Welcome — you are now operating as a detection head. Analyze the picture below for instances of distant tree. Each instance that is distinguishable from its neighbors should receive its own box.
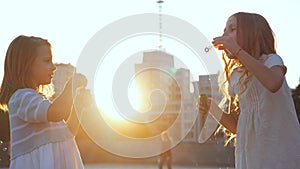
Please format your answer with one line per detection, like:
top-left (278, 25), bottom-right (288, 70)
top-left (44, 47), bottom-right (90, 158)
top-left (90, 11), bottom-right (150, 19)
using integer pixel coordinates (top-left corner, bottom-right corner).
top-left (292, 83), bottom-right (300, 123)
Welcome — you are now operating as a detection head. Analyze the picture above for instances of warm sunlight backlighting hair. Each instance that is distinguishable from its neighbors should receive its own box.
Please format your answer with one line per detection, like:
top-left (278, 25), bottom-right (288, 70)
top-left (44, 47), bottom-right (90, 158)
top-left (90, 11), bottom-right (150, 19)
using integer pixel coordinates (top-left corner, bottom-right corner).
top-left (0, 35), bottom-right (53, 112)
top-left (218, 12), bottom-right (277, 145)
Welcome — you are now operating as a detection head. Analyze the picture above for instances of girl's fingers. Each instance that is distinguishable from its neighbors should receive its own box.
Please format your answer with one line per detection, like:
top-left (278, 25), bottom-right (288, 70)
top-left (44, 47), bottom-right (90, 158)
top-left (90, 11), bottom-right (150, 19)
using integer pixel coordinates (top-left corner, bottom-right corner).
top-left (197, 99), bottom-right (208, 115)
top-left (73, 73), bottom-right (88, 88)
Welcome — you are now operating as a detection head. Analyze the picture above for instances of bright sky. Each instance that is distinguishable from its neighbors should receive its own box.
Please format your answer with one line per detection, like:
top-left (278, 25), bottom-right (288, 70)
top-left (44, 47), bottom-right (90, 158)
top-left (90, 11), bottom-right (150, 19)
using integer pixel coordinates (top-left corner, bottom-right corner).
top-left (1, 0), bottom-right (299, 88)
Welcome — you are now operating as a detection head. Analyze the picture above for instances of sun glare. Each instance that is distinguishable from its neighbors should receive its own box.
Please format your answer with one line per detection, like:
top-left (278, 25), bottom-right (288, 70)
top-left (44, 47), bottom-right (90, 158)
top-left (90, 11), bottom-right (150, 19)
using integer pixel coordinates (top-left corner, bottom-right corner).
top-left (128, 80), bottom-right (150, 113)
top-left (99, 105), bottom-right (125, 124)
top-left (94, 80), bottom-right (157, 138)
top-left (94, 79), bottom-right (149, 126)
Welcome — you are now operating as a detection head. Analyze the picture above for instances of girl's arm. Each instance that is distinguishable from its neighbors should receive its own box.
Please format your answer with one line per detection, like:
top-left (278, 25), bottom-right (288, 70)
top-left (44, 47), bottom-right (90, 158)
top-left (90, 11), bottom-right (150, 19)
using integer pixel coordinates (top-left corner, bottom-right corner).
top-left (209, 99), bottom-right (238, 134)
top-left (199, 98), bottom-right (238, 134)
top-left (235, 50), bottom-right (285, 93)
top-left (47, 74), bottom-right (87, 122)
top-left (47, 79), bottom-right (73, 122)
top-left (66, 106), bottom-right (80, 136)
top-left (213, 36), bottom-right (285, 93)
top-left (66, 88), bottom-right (92, 136)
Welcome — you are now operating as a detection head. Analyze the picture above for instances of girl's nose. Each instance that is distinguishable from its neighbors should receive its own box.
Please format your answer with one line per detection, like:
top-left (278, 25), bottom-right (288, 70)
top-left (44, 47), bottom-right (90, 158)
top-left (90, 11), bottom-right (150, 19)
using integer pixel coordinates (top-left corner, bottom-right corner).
top-left (52, 63), bottom-right (57, 72)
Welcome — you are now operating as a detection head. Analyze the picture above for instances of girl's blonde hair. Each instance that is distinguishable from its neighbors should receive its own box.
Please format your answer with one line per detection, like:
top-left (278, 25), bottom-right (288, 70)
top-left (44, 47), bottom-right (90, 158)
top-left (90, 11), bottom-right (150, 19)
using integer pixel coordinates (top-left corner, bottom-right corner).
top-left (218, 12), bottom-right (277, 145)
top-left (0, 35), bottom-right (54, 111)
top-left (222, 12), bottom-right (276, 96)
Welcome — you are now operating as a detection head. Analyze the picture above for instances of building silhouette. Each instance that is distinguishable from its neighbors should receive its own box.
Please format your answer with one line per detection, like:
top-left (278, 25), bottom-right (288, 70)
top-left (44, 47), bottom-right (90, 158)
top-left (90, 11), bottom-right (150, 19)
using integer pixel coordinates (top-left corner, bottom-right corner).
top-left (134, 50), bottom-right (220, 142)
top-left (51, 55), bottom-right (224, 144)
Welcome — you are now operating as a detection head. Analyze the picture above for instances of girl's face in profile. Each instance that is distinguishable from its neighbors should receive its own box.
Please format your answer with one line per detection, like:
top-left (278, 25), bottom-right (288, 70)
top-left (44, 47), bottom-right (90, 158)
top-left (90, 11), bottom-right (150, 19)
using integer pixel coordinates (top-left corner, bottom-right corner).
top-left (223, 16), bottom-right (238, 59)
top-left (223, 16), bottom-right (237, 41)
top-left (29, 45), bottom-right (56, 88)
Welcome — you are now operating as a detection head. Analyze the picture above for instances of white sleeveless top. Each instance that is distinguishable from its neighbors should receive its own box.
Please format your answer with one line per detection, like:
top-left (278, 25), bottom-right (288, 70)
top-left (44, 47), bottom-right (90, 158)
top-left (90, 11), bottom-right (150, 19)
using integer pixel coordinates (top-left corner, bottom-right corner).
top-left (229, 54), bottom-right (300, 169)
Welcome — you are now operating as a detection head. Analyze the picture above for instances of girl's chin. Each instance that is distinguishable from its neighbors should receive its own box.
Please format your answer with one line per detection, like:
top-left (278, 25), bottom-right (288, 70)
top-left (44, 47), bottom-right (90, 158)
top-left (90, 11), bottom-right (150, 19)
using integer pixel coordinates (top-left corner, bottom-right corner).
top-left (41, 80), bottom-right (52, 85)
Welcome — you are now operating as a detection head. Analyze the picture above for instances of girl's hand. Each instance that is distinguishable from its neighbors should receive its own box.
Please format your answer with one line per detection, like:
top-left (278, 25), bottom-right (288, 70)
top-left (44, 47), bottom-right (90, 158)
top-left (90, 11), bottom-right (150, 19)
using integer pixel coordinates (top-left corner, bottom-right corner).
top-left (73, 73), bottom-right (88, 89)
top-left (48, 73), bottom-right (88, 122)
top-left (75, 88), bottom-right (92, 106)
top-left (197, 95), bottom-right (211, 115)
top-left (212, 36), bottom-right (241, 59)
top-left (66, 73), bottom-right (88, 89)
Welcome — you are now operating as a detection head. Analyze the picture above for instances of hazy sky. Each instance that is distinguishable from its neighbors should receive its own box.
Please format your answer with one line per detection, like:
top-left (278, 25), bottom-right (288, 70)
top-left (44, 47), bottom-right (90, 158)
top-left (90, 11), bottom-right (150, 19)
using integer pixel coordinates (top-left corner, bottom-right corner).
top-left (1, 0), bottom-right (299, 88)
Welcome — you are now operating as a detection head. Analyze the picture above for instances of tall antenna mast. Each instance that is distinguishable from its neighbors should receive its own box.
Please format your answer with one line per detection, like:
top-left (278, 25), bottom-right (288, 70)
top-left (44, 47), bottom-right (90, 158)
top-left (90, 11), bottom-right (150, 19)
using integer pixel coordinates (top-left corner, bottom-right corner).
top-left (157, 0), bottom-right (164, 50)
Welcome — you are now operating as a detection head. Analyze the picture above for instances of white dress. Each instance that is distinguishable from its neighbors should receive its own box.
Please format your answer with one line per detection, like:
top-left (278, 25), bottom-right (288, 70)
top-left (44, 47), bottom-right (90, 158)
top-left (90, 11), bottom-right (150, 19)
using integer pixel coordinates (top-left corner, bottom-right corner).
top-left (229, 54), bottom-right (300, 169)
top-left (8, 88), bottom-right (84, 169)
top-left (9, 137), bottom-right (84, 169)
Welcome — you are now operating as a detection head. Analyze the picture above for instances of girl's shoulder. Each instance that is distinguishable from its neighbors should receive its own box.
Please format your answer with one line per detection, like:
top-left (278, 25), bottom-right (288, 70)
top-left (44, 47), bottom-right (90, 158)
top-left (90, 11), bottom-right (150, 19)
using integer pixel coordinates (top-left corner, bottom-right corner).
top-left (12, 88), bottom-right (37, 96)
top-left (259, 53), bottom-right (284, 67)
top-left (9, 88), bottom-right (39, 103)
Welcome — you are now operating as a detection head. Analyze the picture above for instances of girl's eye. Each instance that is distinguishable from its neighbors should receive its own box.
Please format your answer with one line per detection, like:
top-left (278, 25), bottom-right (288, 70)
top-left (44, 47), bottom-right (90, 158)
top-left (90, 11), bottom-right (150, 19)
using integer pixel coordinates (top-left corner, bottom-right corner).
top-left (44, 56), bottom-right (52, 62)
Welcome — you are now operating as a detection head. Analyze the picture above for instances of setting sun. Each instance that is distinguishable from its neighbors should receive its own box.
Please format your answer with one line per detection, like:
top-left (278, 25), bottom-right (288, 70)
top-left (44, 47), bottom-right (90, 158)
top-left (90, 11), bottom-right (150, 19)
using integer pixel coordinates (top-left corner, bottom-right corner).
top-left (128, 80), bottom-right (150, 113)
top-left (94, 79), bottom-right (147, 125)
